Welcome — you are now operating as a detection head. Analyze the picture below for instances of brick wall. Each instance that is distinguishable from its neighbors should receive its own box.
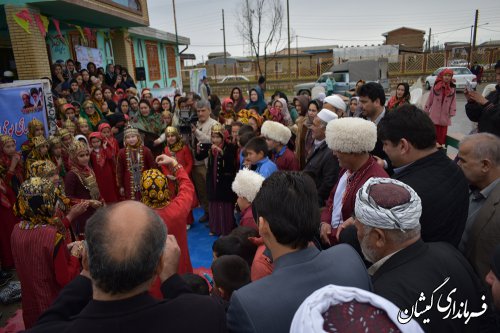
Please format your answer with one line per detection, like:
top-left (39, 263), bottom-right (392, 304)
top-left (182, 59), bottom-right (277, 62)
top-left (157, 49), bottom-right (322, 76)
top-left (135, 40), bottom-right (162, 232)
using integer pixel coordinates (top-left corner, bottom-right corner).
top-left (386, 29), bottom-right (425, 52)
top-left (5, 4), bottom-right (51, 80)
top-left (112, 30), bottom-right (135, 77)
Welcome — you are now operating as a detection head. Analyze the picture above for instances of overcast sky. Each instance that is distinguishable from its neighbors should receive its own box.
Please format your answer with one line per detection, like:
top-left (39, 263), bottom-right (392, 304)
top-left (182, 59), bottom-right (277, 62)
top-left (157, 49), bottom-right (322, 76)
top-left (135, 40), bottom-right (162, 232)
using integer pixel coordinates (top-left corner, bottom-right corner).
top-left (147, 0), bottom-right (500, 64)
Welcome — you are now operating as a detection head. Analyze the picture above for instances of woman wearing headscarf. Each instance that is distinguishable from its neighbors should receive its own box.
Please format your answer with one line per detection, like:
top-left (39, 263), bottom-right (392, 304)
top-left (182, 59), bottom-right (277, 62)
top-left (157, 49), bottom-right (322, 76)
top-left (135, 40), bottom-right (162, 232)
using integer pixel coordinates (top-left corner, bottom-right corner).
top-left (25, 136), bottom-right (51, 177)
top-left (11, 177), bottom-right (87, 329)
top-left (141, 160), bottom-right (193, 275)
top-left (295, 99), bottom-right (320, 169)
top-left (220, 98), bottom-right (237, 125)
top-left (0, 135), bottom-right (23, 269)
top-left (424, 68), bottom-right (456, 145)
top-left (263, 98), bottom-right (293, 127)
top-left (91, 88), bottom-right (106, 115)
top-left (210, 94), bottom-right (222, 120)
top-left (132, 99), bottom-right (166, 157)
top-left (387, 82), bottom-right (411, 112)
top-left (80, 100), bottom-right (105, 132)
top-left (230, 87), bottom-right (247, 113)
top-left (246, 88), bottom-right (267, 115)
top-left (64, 141), bottom-right (103, 238)
top-left (195, 123), bottom-right (238, 236)
top-left (21, 118), bottom-right (45, 160)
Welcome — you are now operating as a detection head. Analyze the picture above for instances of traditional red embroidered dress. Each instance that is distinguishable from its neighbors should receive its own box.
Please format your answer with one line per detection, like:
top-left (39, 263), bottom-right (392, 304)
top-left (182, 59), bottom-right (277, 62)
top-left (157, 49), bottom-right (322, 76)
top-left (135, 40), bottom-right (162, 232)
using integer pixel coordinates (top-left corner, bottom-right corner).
top-left (116, 146), bottom-right (155, 200)
top-left (90, 147), bottom-right (119, 203)
top-left (11, 224), bottom-right (80, 328)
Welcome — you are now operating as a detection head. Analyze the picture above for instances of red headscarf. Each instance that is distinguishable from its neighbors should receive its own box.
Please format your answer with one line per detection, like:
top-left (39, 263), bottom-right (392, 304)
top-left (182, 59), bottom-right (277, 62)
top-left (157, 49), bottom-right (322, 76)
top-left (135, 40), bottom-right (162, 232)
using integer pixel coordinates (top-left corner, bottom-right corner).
top-left (433, 68), bottom-right (455, 96)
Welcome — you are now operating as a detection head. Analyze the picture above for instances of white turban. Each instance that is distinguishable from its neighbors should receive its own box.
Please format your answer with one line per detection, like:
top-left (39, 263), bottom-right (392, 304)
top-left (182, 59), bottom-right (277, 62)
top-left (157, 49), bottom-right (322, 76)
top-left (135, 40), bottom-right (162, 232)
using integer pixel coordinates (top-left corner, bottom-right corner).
top-left (354, 177), bottom-right (421, 231)
top-left (290, 284), bottom-right (424, 333)
top-left (324, 95), bottom-right (347, 112)
top-left (316, 109), bottom-right (338, 123)
top-left (261, 120), bottom-right (292, 145)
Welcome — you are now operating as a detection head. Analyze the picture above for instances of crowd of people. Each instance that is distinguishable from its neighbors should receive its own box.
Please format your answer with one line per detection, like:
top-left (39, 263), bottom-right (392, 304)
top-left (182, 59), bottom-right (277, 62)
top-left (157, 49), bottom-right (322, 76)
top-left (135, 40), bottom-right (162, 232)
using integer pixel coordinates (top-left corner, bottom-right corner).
top-left (0, 58), bottom-right (499, 332)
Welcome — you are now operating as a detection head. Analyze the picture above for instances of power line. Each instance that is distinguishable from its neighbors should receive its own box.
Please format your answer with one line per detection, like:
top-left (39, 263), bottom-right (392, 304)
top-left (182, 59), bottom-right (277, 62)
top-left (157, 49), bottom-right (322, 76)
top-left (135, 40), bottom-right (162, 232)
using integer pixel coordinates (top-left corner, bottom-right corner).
top-left (296, 35), bottom-right (382, 42)
top-left (478, 27), bottom-right (500, 33)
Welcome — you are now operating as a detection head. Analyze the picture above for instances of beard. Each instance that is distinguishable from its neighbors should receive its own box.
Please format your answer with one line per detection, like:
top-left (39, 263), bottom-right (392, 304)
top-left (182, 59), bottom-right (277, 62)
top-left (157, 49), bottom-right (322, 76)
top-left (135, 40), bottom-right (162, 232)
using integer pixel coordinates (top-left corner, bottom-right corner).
top-left (360, 234), bottom-right (381, 264)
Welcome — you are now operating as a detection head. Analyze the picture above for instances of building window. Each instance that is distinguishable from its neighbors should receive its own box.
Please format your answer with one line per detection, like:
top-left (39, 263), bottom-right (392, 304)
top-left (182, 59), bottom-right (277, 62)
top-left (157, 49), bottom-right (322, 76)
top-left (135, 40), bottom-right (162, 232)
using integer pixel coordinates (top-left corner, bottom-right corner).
top-left (145, 41), bottom-right (161, 81)
top-left (166, 45), bottom-right (177, 78)
top-left (105, 0), bottom-right (141, 11)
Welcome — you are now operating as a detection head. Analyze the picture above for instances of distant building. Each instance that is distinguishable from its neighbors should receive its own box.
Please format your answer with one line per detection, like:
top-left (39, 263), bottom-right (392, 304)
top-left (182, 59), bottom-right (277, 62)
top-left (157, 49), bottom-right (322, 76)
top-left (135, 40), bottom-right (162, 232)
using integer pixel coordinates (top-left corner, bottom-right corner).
top-left (382, 27), bottom-right (426, 52)
top-left (0, 0), bottom-right (189, 89)
top-left (208, 52), bottom-right (231, 60)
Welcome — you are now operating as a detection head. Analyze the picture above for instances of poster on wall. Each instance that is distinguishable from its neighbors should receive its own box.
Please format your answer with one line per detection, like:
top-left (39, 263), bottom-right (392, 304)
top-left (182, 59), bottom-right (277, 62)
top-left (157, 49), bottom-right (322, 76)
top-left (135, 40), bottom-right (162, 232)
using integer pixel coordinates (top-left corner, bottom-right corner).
top-left (75, 45), bottom-right (104, 69)
top-left (151, 87), bottom-right (177, 104)
top-left (0, 80), bottom-right (56, 150)
top-left (189, 68), bottom-right (206, 95)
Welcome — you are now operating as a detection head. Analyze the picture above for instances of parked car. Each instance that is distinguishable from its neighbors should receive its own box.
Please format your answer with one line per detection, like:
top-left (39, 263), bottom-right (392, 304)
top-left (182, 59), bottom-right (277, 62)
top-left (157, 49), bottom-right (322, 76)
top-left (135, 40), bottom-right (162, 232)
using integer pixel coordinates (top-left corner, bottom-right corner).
top-left (218, 75), bottom-right (250, 84)
top-left (294, 59), bottom-right (389, 96)
top-left (425, 67), bottom-right (477, 90)
top-left (448, 59), bottom-right (469, 67)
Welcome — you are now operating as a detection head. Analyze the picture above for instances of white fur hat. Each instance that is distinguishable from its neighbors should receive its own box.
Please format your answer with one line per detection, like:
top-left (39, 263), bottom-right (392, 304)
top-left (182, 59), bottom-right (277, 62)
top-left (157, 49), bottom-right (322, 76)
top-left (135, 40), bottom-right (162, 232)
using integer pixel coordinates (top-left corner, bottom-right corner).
top-left (232, 169), bottom-right (265, 202)
top-left (261, 120), bottom-right (292, 145)
top-left (324, 95), bottom-right (347, 112)
top-left (325, 118), bottom-right (377, 153)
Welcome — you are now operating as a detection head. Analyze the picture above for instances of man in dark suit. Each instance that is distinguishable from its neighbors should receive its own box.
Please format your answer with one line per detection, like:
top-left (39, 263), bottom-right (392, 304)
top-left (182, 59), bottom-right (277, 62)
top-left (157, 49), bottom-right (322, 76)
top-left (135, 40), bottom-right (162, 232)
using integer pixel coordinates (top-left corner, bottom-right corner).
top-left (28, 156), bottom-right (226, 333)
top-left (354, 177), bottom-right (491, 332)
top-left (227, 172), bottom-right (372, 333)
top-left (458, 133), bottom-right (500, 281)
top-left (303, 109), bottom-right (339, 207)
top-left (378, 104), bottom-right (469, 247)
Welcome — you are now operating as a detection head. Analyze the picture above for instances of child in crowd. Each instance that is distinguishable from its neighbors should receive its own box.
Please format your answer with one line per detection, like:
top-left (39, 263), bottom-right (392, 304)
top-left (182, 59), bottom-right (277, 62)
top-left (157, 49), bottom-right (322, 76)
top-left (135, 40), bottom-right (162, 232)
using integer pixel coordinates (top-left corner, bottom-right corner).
top-left (89, 132), bottom-right (119, 203)
top-left (116, 126), bottom-right (155, 200)
top-left (195, 123), bottom-right (238, 236)
top-left (261, 120), bottom-right (299, 171)
top-left (77, 117), bottom-right (91, 138)
top-left (63, 118), bottom-right (77, 136)
top-left (21, 118), bottom-right (45, 160)
top-left (98, 123), bottom-right (120, 157)
top-left (58, 128), bottom-right (74, 171)
top-left (211, 255), bottom-right (251, 310)
top-left (231, 169), bottom-right (265, 230)
top-left (243, 137), bottom-right (277, 178)
top-left (25, 136), bottom-right (51, 175)
top-left (48, 135), bottom-right (66, 178)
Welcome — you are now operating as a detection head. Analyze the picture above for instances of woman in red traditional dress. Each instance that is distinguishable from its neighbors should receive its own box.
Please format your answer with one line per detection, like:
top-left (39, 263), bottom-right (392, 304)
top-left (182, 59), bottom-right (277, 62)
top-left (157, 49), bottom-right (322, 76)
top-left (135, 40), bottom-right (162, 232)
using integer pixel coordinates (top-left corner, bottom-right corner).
top-left (142, 156), bottom-right (193, 299)
top-left (0, 134), bottom-right (23, 269)
top-left (64, 141), bottom-right (103, 238)
top-left (162, 126), bottom-right (196, 227)
top-left (88, 132), bottom-right (119, 203)
top-left (58, 128), bottom-right (74, 172)
top-left (25, 136), bottom-right (51, 178)
top-left (11, 177), bottom-right (87, 329)
top-left (117, 126), bottom-right (155, 200)
top-left (48, 135), bottom-right (66, 178)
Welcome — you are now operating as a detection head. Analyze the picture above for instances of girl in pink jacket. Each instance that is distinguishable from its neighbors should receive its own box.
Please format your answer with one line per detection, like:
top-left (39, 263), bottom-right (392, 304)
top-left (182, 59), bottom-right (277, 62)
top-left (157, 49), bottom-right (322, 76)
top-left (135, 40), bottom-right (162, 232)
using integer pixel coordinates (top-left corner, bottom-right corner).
top-left (425, 68), bottom-right (456, 145)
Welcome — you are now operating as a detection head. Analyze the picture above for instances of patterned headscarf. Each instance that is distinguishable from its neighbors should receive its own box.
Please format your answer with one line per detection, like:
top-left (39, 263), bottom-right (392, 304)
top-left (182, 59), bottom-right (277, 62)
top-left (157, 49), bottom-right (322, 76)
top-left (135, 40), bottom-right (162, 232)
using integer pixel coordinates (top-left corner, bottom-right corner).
top-left (14, 177), bottom-right (59, 227)
top-left (28, 160), bottom-right (58, 178)
top-left (433, 68), bottom-right (455, 96)
top-left (141, 168), bottom-right (170, 209)
top-left (0, 135), bottom-right (24, 188)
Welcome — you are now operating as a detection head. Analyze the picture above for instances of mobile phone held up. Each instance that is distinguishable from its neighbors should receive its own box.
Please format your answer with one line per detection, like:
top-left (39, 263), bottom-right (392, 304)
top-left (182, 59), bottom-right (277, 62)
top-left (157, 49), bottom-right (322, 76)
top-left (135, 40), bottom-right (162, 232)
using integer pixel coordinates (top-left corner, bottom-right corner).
top-left (465, 79), bottom-right (473, 92)
top-left (199, 143), bottom-right (211, 151)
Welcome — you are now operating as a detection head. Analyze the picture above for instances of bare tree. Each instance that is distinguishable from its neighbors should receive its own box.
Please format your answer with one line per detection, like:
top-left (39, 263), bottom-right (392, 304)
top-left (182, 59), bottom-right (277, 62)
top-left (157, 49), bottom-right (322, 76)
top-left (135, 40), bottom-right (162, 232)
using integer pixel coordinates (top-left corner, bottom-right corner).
top-left (236, 0), bottom-right (285, 77)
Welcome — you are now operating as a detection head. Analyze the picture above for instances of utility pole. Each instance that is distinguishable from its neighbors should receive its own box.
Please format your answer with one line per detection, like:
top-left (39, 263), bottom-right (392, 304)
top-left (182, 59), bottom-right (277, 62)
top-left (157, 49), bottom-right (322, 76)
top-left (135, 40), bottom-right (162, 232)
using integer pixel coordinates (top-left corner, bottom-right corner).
top-left (469, 9), bottom-right (479, 66)
top-left (296, 35), bottom-right (299, 78)
top-left (222, 9), bottom-right (227, 76)
top-left (172, 0), bottom-right (179, 56)
top-left (286, 0), bottom-right (291, 82)
top-left (427, 27), bottom-right (431, 52)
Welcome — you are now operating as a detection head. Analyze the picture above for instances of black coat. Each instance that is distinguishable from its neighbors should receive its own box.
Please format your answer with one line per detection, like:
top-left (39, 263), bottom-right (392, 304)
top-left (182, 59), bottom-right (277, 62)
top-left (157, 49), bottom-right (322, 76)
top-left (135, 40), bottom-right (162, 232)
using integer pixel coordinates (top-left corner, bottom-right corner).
top-left (373, 240), bottom-right (493, 332)
top-left (196, 143), bottom-right (237, 202)
top-left (392, 149), bottom-right (468, 247)
top-left (28, 275), bottom-right (227, 333)
top-left (303, 141), bottom-right (339, 207)
top-left (465, 85), bottom-right (500, 136)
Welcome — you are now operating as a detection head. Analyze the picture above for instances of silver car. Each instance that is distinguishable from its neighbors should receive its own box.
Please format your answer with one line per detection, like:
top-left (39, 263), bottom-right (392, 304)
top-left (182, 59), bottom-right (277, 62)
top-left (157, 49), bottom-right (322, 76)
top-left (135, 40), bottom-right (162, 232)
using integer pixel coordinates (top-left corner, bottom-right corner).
top-left (425, 67), bottom-right (477, 91)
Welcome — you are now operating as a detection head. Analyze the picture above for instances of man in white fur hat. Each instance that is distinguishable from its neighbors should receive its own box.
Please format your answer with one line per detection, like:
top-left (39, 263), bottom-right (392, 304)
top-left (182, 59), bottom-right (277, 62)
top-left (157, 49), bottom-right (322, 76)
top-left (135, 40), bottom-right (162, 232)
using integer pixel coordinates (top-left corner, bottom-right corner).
top-left (354, 177), bottom-right (490, 332)
top-left (260, 120), bottom-right (299, 171)
top-left (319, 118), bottom-right (388, 247)
top-left (303, 109), bottom-right (340, 207)
top-left (232, 169), bottom-right (265, 230)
